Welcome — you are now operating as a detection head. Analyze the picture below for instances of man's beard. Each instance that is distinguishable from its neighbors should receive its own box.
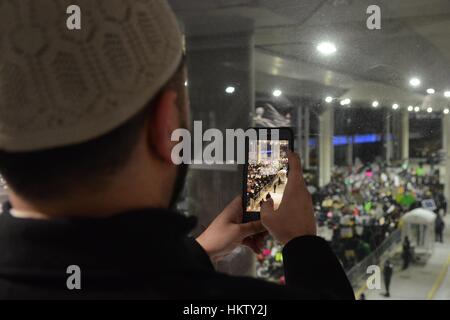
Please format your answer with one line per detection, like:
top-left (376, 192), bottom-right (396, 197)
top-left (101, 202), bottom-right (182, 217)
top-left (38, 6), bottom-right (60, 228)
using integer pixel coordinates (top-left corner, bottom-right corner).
top-left (169, 163), bottom-right (189, 210)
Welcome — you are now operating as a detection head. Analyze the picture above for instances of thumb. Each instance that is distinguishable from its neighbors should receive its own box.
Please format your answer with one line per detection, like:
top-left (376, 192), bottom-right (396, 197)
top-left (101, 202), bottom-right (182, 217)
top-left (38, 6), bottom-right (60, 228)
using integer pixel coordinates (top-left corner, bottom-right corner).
top-left (260, 198), bottom-right (275, 221)
top-left (240, 220), bottom-right (265, 238)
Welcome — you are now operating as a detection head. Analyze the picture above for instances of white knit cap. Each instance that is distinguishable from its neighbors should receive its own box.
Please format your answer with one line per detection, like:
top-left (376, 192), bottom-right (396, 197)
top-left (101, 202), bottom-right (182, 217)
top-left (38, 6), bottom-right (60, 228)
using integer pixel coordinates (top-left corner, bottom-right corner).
top-left (0, 0), bottom-right (183, 152)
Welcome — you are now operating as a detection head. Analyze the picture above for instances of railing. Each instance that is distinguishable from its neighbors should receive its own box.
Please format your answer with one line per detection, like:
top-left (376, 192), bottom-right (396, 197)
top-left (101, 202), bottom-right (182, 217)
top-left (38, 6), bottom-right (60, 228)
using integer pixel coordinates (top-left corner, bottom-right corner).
top-left (346, 229), bottom-right (402, 287)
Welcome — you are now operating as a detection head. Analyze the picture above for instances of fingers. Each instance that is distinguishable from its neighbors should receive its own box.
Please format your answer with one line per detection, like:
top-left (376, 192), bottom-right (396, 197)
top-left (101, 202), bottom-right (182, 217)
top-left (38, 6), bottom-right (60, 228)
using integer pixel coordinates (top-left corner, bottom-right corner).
top-left (261, 197), bottom-right (274, 212)
top-left (243, 233), bottom-right (267, 254)
top-left (240, 219), bottom-right (265, 238)
top-left (227, 196), bottom-right (242, 211)
top-left (242, 238), bottom-right (261, 254)
top-left (284, 152), bottom-right (306, 195)
top-left (221, 196), bottom-right (243, 222)
top-left (260, 198), bottom-right (275, 223)
top-left (287, 151), bottom-right (303, 180)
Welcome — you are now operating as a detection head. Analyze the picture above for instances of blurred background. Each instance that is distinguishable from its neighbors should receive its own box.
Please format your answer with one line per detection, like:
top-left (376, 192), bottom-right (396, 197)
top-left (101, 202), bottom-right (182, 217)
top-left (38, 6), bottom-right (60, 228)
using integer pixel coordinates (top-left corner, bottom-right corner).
top-left (163, 0), bottom-right (450, 300)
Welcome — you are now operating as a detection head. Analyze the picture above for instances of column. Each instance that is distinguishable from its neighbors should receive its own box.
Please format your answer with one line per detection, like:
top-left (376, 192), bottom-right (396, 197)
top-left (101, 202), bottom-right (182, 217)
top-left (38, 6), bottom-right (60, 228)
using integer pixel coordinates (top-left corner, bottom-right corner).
top-left (347, 136), bottom-right (353, 167)
top-left (296, 105), bottom-right (304, 160)
top-left (303, 107), bottom-right (311, 169)
top-left (185, 18), bottom-right (256, 276)
top-left (443, 116), bottom-right (448, 153)
top-left (401, 109), bottom-right (410, 161)
top-left (391, 110), bottom-right (402, 161)
top-left (319, 107), bottom-right (334, 187)
top-left (385, 111), bottom-right (393, 165)
top-left (444, 114), bottom-right (450, 214)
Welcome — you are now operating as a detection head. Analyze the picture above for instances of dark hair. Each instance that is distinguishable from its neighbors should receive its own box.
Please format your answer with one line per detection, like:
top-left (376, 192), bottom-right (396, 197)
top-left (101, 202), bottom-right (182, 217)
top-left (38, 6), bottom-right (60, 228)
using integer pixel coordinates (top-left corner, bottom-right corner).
top-left (0, 60), bottom-right (186, 201)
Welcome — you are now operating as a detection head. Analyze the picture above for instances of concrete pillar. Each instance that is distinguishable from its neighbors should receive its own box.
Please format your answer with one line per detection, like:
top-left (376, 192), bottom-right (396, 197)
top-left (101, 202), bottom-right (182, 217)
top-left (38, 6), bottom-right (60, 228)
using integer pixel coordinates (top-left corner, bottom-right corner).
top-left (304, 107), bottom-right (310, 170)
top-left (319, 107), bottom-right (334, 187)
top-left (185, 20), bottom-right (255, 276)
top-left (296, 106), bottom-right (304, 161)
top-left (331, 110), bottom-right (335, 168)
top-left (401, 109), bottom-right (410, 161)
top-left (391, 110), bottom-right (402, 161)
top-left (385, 111), bottom-right (393, 165)
top-left (444, 114), bottom-right (450, 214)
top-left (443, 116), bottom-right (448, 153)
top-left (347, 136), bottom-right (353, 167)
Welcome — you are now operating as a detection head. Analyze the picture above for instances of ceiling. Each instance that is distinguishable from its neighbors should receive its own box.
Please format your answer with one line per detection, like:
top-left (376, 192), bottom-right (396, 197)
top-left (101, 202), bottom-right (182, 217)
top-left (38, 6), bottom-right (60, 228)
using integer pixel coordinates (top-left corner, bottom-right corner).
top-left (169, 0), bottom-right (450, 111)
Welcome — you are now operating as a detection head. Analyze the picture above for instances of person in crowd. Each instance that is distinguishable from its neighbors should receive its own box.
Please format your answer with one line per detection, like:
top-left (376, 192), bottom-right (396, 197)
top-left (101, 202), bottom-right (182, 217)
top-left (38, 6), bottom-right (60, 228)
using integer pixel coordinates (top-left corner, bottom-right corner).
top-left (435, 214), bottom-right (445, 243)
top-left (402, 237), bottom-right (412, 270)
top-left (383, 259), bottom-right (394, 298)
top-left (436, 190), bottom-right (447, 217)
top-left (0, 0), bottom-right (353, 300)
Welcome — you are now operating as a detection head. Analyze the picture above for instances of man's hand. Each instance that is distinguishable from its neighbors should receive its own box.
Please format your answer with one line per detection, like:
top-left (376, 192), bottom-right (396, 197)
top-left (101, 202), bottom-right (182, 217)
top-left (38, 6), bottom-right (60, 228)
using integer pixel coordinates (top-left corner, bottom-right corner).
top-left (261, 152), bottom-right (316, 245)
top-left (196, 197), bottom-right (266, 262)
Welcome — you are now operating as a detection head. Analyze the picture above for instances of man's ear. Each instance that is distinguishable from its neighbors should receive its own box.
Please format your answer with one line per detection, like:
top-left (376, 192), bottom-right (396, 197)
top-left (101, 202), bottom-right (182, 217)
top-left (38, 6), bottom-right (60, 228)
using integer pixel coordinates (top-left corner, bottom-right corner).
top-left (147, 89), bottom-right (181, 164)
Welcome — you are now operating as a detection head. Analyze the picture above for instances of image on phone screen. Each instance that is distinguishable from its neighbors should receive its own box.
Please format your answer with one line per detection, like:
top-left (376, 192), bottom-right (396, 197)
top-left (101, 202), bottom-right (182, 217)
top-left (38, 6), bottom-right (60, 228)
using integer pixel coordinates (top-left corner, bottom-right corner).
top-left (245, 139), bottom-right (290, 213)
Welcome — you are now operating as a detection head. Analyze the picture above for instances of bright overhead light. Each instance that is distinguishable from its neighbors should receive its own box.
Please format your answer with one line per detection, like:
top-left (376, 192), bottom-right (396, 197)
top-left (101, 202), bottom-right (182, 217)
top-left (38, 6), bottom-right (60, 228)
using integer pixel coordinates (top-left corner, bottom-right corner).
top-left (392, 104), bottom-right (399, 110)
top-left (414, 106), bottom-right (420, 112)
top-left (407, 105), bottom-right (414, 112)
top-left (317, 42), bottom-right (337, 55)
top-left (444, 91), bottom-right (450, 98)
top-left (225, 86), bottom-right (236, 94)
top-left (184, 81), bottom-right (188, 87)
top-left (427, 107), bottom-right (433, 113)
top-left (409, 78), bottom-right (421, 87)
top-left (426, 88), bottom-right (435, 95)
top-left (444, 108), bottom-right (450, 115)
top-left (340, 98), bottom-right (351, 106)
top-left (272, 89), bottom-right (282, 97)
top-left (372, 101), bottom-right (379, 108)
top-left (325, 96), bottom-right (333, 103)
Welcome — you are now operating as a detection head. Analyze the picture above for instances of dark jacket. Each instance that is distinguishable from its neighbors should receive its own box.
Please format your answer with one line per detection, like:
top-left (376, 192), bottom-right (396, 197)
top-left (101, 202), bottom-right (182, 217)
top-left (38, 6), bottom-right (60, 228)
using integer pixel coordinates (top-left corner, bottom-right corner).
top-left (0, 208), bottom-right (354, 300)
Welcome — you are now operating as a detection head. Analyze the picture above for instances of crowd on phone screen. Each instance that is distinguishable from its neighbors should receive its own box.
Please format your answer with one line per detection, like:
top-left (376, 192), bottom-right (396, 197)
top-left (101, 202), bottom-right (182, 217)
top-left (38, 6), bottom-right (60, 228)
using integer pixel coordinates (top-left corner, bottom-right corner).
top-left (246, 159), bottom-right (288, 210)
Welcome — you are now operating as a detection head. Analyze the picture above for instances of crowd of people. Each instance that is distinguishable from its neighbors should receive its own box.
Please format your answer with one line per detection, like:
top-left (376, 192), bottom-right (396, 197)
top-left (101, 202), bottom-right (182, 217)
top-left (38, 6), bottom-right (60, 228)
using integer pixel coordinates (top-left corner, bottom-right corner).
top-left (246, 163), bottom-right (279, 211)
top-left (246, 155), bottom-right (288, 212)
top-left (256, 160), bottom-right (447, 283)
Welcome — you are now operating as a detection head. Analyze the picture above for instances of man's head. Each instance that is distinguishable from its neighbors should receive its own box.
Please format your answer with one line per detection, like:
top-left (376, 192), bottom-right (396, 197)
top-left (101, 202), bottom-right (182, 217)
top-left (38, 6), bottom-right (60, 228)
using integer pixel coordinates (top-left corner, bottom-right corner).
top-left (0, 0), bottom-right (189, 216)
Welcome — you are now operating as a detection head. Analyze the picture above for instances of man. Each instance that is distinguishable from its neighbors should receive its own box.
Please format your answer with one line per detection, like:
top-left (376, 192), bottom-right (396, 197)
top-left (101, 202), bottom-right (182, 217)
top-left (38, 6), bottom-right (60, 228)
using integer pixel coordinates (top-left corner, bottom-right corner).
top-left (435, 214), bottom-right (445, 243)
top-left (383, 260), bottom-right (394, 298)
top-left (0, 0), bottom-right (353, 299)
top-left (402, 237), bottom-right (412, 270)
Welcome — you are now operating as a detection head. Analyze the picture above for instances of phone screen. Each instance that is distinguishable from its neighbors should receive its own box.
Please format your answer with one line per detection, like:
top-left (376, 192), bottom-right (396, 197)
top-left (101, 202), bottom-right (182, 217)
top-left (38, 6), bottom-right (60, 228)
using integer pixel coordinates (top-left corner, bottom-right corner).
top-left (245, 139), bottom-right (290, 213)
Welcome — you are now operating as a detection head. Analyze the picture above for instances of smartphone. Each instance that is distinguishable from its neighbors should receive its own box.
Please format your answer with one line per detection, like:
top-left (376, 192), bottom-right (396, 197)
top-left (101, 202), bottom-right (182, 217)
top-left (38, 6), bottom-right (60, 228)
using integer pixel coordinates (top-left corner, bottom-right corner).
top-left (243, 127), bottom-right (294, 222)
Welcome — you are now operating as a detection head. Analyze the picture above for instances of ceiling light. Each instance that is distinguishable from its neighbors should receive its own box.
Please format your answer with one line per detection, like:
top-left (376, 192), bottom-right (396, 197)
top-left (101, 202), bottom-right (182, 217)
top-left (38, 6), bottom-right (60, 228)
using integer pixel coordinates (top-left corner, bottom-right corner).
top-left (409, 78), bottom-right (421, 87)
top-left (184, 81), bottom-right (188, 87)
top-left (225, 86), bottom-right (235, 94)
top-left (445, 91), bottom-right (450, 98)
top-left (426, 88), bottom-right (435, 95)
top-left (392, 104), bottom-right (399, 110)
top-left (325, 96), bottom-right (333, 103)
top-left (427, 107), bottom-right (433, 113)
top-left (372, 101), bottom-right (379, 108)
top-left (414, 106), bottom-right (420, 112)
top-left (444, 108), bottom-right (449, 115)
top-left (317, 42), bottom-right (337, 55)
top-left (340, 98), bottom-right (351, 106)
top-left (407, 105), bottom-right (414, 112)
top-left (272, 89), bottom-right (282, 97)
